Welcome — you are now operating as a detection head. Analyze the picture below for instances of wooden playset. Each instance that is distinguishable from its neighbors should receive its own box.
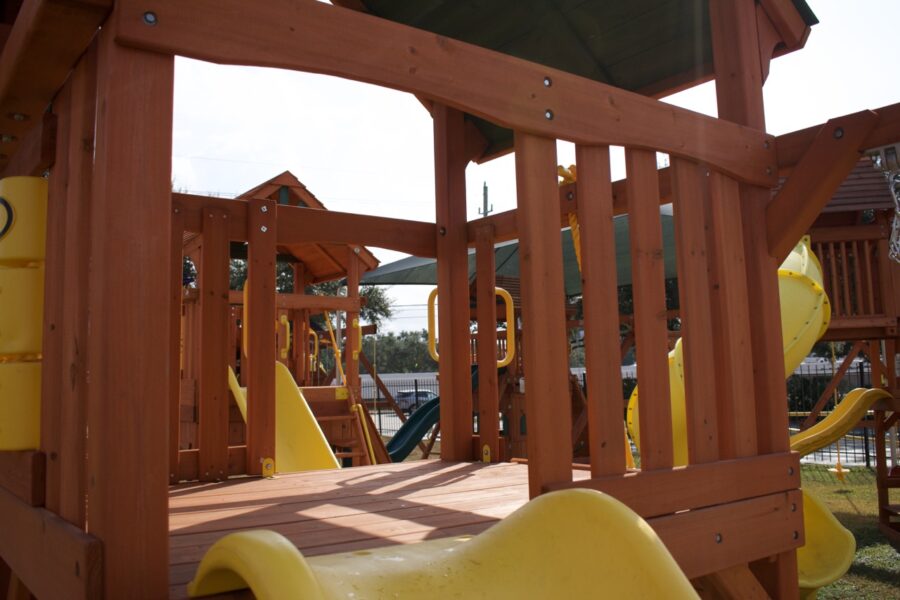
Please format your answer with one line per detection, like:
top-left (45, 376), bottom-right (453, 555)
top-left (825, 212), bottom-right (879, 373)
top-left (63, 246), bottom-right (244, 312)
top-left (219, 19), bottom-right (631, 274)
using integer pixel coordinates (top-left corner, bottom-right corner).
top-left (1, 0), bottom-right (899, 598)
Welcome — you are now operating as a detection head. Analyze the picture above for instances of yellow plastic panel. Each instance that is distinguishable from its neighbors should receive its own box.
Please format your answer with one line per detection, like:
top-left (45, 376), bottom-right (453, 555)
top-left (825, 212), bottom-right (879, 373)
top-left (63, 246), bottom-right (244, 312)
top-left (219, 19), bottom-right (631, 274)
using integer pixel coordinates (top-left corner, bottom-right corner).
top-left (0, 266), bottom-right (44, 356)
top-left (797, 490), bottom-right (855, 592)
top-left (226, 366), bottom-right (247, 422)
top-left (790, 388), bottom-right (890, 457)
top-left (0, 361), bottom-right (41, 450)
top-left (274, 361), bottom-right (340, 473)
top-left (0, 177), bottom-right (48, 266)
top-left (188, 489), bottom-right (697, 600)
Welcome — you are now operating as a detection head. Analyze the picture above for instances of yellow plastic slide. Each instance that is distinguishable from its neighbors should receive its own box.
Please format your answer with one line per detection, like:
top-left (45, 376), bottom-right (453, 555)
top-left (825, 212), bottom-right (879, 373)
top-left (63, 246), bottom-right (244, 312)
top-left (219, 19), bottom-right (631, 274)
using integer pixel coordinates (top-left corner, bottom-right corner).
top-left (227, 363), bottom-right (340, 473)
top-left (789, 388), bottom-right (890, 457)
top-left (187, 489), bottom-right (699, 599)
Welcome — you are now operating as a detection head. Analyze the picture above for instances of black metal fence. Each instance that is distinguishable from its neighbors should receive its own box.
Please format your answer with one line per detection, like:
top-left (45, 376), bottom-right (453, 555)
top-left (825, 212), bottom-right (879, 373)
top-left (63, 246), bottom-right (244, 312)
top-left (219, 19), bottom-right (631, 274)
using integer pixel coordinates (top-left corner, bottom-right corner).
top-left (360, 374), bottom-right (439, 437)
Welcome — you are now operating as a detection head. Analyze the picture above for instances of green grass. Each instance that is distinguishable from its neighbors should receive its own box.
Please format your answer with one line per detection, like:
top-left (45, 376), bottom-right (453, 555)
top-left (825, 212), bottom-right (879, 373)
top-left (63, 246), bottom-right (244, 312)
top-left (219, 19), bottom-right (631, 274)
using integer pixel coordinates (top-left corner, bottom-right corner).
top-left (802, 465), bottom-right (900, 599)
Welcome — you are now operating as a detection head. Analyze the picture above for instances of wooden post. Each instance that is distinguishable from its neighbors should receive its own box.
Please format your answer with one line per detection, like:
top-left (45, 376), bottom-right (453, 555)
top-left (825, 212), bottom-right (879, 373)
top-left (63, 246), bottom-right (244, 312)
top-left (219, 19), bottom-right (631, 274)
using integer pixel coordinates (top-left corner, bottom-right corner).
top-left (626, 148), bottom-right (673, 470)
top-left (198, 209), bottom-right (231, 481)
top-left (346, 251), bottom-right (361, 401)
top-left (710, 0), bottom-right (797, 595)
top-left (246, 198), bottom-right (277, 475)
top-left (85, 21), bottom-right (173, 598)
top-left (475, 224), bottom-right (499, 462)
top-left (514, 131), bottom-right (573, 495)
top-left (433, 104), bottom-right (473, 461)
top-left (574, 144), bottom-right (625, 476)
top-left (169, 204), bottom-right (183, 484)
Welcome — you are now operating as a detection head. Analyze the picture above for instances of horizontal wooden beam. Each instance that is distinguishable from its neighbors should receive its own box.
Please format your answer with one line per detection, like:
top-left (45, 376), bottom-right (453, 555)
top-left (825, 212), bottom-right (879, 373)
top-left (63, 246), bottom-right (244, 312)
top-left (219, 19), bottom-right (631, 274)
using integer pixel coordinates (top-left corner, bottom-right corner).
top-left (177, 446), bottom-right (247, 482)
top-left (174, 193), bottom-right (247, 237)
top-left (115, 0), bottom-right (776, 186)
top-left (653, 490), bottom-right (803, 580)
top-left (0, 451), bottom-right (45, 506)
top-left (767, 110), bottom-right (879, 261)
top-left (544, 452), bottom-right (800, 518)
top-left (227, 290), bottom-right (360, 312)
top-left (0, 0), bottom-right (110, 173)
top-left (810, 224), bottom-right (888, 243)
top-left (0, 485), bottom-right (101, 599)
top-left (276, 204), bottom-right (436, 257)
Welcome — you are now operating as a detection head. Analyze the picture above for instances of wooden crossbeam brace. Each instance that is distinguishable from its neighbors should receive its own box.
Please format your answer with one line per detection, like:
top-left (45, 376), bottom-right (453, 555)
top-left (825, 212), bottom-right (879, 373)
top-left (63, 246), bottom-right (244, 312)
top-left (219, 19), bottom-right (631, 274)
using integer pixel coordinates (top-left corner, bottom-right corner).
top-left (767, 110), bottom-right (880, 262)
top-left (800, 341), bottom-right (867, 430)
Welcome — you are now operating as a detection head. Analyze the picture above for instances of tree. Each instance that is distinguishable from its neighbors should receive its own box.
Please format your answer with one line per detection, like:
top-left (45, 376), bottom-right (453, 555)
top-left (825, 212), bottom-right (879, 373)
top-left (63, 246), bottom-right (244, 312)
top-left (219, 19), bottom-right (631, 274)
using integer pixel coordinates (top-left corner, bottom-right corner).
top-left (361, 330), bottom-right (438, 373)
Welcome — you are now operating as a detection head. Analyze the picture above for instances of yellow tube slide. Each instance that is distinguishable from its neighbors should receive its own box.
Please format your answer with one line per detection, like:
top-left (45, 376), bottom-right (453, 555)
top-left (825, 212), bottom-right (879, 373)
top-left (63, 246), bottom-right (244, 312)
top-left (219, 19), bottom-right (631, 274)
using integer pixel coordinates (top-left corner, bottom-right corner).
top-left (187, 489), bottom-right (698, 599)
top-left (227, 363), bottom-right (339, 473)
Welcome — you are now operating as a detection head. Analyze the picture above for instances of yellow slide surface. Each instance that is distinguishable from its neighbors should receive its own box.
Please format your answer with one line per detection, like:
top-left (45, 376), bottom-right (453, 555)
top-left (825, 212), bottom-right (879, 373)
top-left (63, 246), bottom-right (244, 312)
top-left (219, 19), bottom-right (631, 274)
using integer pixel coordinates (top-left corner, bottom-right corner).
top-left (187, 488), bottom-right (699, 599)
top-left (789, 387), bottom-right (890, 457)
top-left (227, 363), bottom-right (339, 473)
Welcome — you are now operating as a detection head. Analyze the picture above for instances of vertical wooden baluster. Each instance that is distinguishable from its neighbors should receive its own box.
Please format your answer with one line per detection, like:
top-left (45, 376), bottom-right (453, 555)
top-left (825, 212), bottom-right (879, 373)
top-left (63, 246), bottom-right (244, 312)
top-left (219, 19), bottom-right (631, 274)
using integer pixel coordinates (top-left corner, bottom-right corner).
top-left (515, 132), bottom-right (573, 495)
top-left (475, 224), bottom-right (499, 462)
top-left (169, 206), bottom-right (184, 484)
top-left (198, 209), bottom-right (230, 481)
top-left (707, 172), bottom-right (757, 459)
top-left (433, 104), bottom-right (473, 461)
top-left (671, 158), bottom-right (719, 464)
top-left (246, 198), bottom-right (277, 475)
top-left (346, 252), bottom-right (361, 401)
top-left (840, 242), bottom-right (852, 315)
top-left (852, 241), bottom-right (864, 316)
top-left (625, 148), bottom-right (673, 470)
top-left (86, 23), bottom-right (173, 597)
top-left (575, 144), bottom-right (625, 476)
top-left (863, 240), bottom-right (876, 314)
top-left (876, 237), bottom-right (898, 318)
top-left (828, 242), bottom-right (841, 316)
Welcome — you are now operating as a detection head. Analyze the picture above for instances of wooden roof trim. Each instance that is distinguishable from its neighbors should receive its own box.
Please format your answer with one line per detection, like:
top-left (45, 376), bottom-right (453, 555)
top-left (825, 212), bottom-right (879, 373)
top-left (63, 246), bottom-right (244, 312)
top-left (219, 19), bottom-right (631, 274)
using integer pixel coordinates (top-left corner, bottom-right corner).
top-left (115, 0), bottom-right (777, 186)
top-left (759, 0), bottom-right (812, 50)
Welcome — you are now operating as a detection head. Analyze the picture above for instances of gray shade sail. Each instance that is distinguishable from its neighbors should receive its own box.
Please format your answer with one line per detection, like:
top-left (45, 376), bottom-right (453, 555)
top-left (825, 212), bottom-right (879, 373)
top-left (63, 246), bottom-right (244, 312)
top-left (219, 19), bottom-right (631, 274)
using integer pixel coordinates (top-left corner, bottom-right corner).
top-left (362, 206), bottom-right (677, 294)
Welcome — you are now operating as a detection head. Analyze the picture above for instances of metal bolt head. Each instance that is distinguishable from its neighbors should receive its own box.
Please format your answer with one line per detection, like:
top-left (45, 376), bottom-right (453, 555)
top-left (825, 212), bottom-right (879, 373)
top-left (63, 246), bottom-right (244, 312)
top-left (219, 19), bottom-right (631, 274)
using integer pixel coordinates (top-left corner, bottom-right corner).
top-left (833, 127), bottom-right (844, 140)
top-left (261, 205), bottom-right (268, 213)
top-left (763, 140), bottom-right (770, 149)
top-left (260, 225), bottom-right (268, 233)
top-left (788, 466), bottom-right (794, 475)
top-left (9, 113), bottom-right (27, 122)
top-left (0, 134), bottom-right (16, 143)
top-left (791, 503), bottom-right (797, 512)
top-left (793, 531), bottom-right (799, 540)
top-left (353, 246), bottom-right (361, 254)
top-left (566, 191), bottom-right (574, 201)
top-left (543, 77), bottom-right (552, 87)
top-left (142, 11), bottom-right (158, 26)
top-left (766, 166), bottom-right (773, 175)
top-left (439, 226), bottom-right (446, 236)
top-left (715, 533), bottom-right (723, 543)
top-left (544, 109), bottom-right (554, 120)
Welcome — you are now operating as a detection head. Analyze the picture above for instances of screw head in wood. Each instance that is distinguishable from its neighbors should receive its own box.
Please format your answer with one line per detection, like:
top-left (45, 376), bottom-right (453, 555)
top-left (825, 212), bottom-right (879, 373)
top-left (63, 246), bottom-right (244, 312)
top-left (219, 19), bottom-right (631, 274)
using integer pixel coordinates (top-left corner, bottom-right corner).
top-left (143, 11), bottom-right (158, 26)
top-left (8, 113), bottom-right (27, 122)
top-left (261, 205), bottom-right (268, 213)
top-left (543, 77), bottom-right (552, 87)
top-left (0, 134), bottom-right (16, 143)
top-left (544, 109), bottom-right (554, 120)
top-left (260, 225), bottom-right (268, 233)
top-left (833, 127), bottom-right (844, 139)
top-left (715, 533), bottom-right (723, 543)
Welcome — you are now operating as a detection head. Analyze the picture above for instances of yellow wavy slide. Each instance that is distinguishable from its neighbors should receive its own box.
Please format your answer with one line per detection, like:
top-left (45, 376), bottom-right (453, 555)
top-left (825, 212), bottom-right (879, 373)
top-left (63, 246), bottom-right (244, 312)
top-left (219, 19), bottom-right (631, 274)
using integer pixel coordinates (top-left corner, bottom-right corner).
top-left (187, 489), bottom-right (699, 599)
top-left (228, 362), bottom-right (340, 473)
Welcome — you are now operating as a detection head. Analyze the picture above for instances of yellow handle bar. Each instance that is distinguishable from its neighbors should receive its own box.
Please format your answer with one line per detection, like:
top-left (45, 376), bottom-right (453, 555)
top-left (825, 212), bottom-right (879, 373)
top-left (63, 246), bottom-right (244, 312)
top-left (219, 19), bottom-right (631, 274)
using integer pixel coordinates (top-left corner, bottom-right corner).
top-left (427, 287), bottom-right (516, 368)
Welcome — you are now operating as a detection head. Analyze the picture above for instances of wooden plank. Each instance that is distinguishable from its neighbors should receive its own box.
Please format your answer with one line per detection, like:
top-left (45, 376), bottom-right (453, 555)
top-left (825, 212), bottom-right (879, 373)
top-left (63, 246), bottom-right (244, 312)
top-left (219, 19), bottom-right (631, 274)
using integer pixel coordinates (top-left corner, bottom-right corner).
top-left (198, 209), bottom-right (231, 481)
top-left (699, 564), bottom-right (770, 599)
top-left (707, 172), bottom-right (758, 459)
top-left (0, 110), bottom-right (55, 178)
top-left (0, 0), bottom-right (110, 173)
top-left (226, 290), bottom-right (360, 313)
top-left (767, 111), bottom-right (879, 262)
top-left (514, 131), bottom-right (572, 495)
top-left (0, 483), bottom-right (101, 600)
top-left (625, 148), bottom-right (672, 470)
top-left (574, 144), bottom-right (625, 476)
top-left (85, 22), bottom-right (173, 598)
top-left (474, 224), bottom-right (499, 463)
top-left (114, 0), bottom-right (777, 187)
top-left (758, 0), bottom-right (809, 49)
top-left (276, 204), bottom-right (436, 258)
top-left (801, 342), bottom-right (866, 429)
top-left (433, 105), bottom-right (473, 461)
top-left (671, 158), bottom-right (719, 464)
top-left (54, 42), bottom-right (96, 526)
top-left (170, 203), bottom-right (184, 484)
top-left (545, 452), bottom-right (799, 518)
top-left (0, 451), bottom-right (45, 506)
top-left (345, 253), bottom-right (361, 401)
top-left (653, 490), bottom-right (803, 581)
top-left (246, 198), bottom-right (277, 475)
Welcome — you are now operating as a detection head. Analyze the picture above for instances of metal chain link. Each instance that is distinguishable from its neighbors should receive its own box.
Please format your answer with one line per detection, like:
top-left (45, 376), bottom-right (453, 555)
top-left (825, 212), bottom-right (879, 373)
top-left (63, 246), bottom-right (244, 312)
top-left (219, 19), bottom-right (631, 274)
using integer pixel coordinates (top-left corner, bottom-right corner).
top-left (888, 170), bottom-right (900, 263)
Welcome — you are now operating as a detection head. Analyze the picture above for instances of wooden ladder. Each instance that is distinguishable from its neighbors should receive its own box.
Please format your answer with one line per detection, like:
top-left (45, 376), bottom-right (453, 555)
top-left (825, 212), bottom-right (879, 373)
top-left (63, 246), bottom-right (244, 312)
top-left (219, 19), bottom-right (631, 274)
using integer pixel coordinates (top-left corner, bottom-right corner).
top-left (302, 386), bottom-right (373, 466)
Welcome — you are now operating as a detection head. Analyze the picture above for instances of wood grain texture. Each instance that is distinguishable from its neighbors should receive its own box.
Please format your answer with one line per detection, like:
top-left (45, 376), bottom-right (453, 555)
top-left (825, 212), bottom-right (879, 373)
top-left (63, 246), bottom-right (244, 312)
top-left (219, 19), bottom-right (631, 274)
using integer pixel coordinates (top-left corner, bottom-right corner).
top-left (514, 132), bottom-right (573, 495)
top-left (0, 451), bottom-right (45, 506)
top-left (246, 198), bottom-right (277, 475)
top-left (433, 105), bottom-right (473, 461)
top-left (170, 204), bottom-right (184, 484)
top-left (574, 144), bottom-right (625, 476)
top-left (85, 22), bottom-right (173, 598)
top-left (625, 148), bottom-right (672, 470)
top-left (474, 224), bottom-right (499, 462)
top-left (114, 0), bottom-right (776, 186)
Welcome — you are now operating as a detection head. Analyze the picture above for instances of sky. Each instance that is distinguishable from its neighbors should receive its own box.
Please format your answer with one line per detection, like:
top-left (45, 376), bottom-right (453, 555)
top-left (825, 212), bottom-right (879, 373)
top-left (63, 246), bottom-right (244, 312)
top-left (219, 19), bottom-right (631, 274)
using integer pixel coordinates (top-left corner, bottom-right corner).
top-left (171, 0), bottom-right (900, 334)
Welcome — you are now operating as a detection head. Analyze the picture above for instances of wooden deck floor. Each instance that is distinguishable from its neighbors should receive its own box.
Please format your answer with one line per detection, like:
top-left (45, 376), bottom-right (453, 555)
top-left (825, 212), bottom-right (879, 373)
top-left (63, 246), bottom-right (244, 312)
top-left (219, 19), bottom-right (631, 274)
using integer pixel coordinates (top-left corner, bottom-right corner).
top-left (169, 460), bottom-right (588, 598)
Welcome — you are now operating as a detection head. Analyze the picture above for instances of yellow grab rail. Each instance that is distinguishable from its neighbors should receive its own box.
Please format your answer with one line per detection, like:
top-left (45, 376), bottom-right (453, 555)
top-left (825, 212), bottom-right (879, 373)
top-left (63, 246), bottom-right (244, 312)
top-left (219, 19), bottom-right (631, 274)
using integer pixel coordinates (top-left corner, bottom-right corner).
top-left (323, 310), bottom-right (345, 385)
top-left (427, 287), bottom-right (516, 368)
top-left (278, 314), bottom-right (291, 360)
top-left (307, 330), bottom-right (319, 375)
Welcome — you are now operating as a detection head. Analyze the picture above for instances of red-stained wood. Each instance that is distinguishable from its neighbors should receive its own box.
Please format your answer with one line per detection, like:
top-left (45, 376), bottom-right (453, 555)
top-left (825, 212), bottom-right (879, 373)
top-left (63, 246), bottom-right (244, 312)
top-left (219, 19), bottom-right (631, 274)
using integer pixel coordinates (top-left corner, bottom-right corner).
top-left (115, 0), bottom-right (776, 187)
top-left (707, 172), bottom-right (757, 459)
top-left (574, 144), bottom-right (625, 476)
top-left (52, 41), bottom-right (96, 526)
top-left (198, 209), bottom-right (231, 482)
top-left (0, 451), bottom-right (45, 506)
top-left (0, 110), bottom-right (55, 178)
top-left (227, 290), bottom-right (360, 313)
top-left (801, 342), bottom-right (866, 429)
top-left (84, 22), bottom-right (173, 598)
top-left (246, 198), bottom-right (277, 475)
top-left (433, 104), bottom-right (473, 461)
top-left (670, 158), bottom-right (719, 464)
top-left (345, 252), bottom-right (361, 401)
top-left (0, 486), bottom-right (102, 600)
top-left (625, 148), bottom-right (672, 470)
top-left (514, 131), bottom-right (573, 495)
top-left (474, 224), bottom-right (499, 463)
top-left (170, 204), bottom-right (184, 484)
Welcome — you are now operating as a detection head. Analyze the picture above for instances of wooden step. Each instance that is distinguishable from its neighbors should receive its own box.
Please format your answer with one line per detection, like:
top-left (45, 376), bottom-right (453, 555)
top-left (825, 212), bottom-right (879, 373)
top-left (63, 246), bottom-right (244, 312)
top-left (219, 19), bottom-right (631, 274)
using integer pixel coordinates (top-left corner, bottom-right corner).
top-left (316, 415), bottom-right (354, 423)
top-left (884, 504), bottom-right (900, 517)
top-left (334, 451), bottom-right (365, 459)
top-left (883, 477), bottom-right (900, 489)
top-left (330, 439), bottom-right (360, 448)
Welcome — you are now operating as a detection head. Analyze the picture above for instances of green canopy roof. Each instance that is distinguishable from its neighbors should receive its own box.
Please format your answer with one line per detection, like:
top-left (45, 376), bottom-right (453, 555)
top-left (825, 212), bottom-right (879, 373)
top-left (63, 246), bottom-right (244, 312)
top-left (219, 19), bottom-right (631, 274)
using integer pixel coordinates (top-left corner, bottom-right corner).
top-left (362, 206), bottom-right (677, 294)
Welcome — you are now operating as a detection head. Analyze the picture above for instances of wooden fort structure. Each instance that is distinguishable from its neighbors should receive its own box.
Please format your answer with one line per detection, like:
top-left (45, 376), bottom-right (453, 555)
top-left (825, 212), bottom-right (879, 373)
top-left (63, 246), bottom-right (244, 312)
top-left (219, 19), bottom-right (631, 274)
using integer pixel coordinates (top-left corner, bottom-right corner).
top-left (1, 0), bottom-right (900, 598)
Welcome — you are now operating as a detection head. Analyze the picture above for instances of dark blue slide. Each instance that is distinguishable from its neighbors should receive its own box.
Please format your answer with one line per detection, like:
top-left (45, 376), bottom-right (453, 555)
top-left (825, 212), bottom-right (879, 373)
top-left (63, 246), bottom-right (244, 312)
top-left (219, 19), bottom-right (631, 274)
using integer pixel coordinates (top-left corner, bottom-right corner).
top-left (386, 397), bottom-right (441, 462)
